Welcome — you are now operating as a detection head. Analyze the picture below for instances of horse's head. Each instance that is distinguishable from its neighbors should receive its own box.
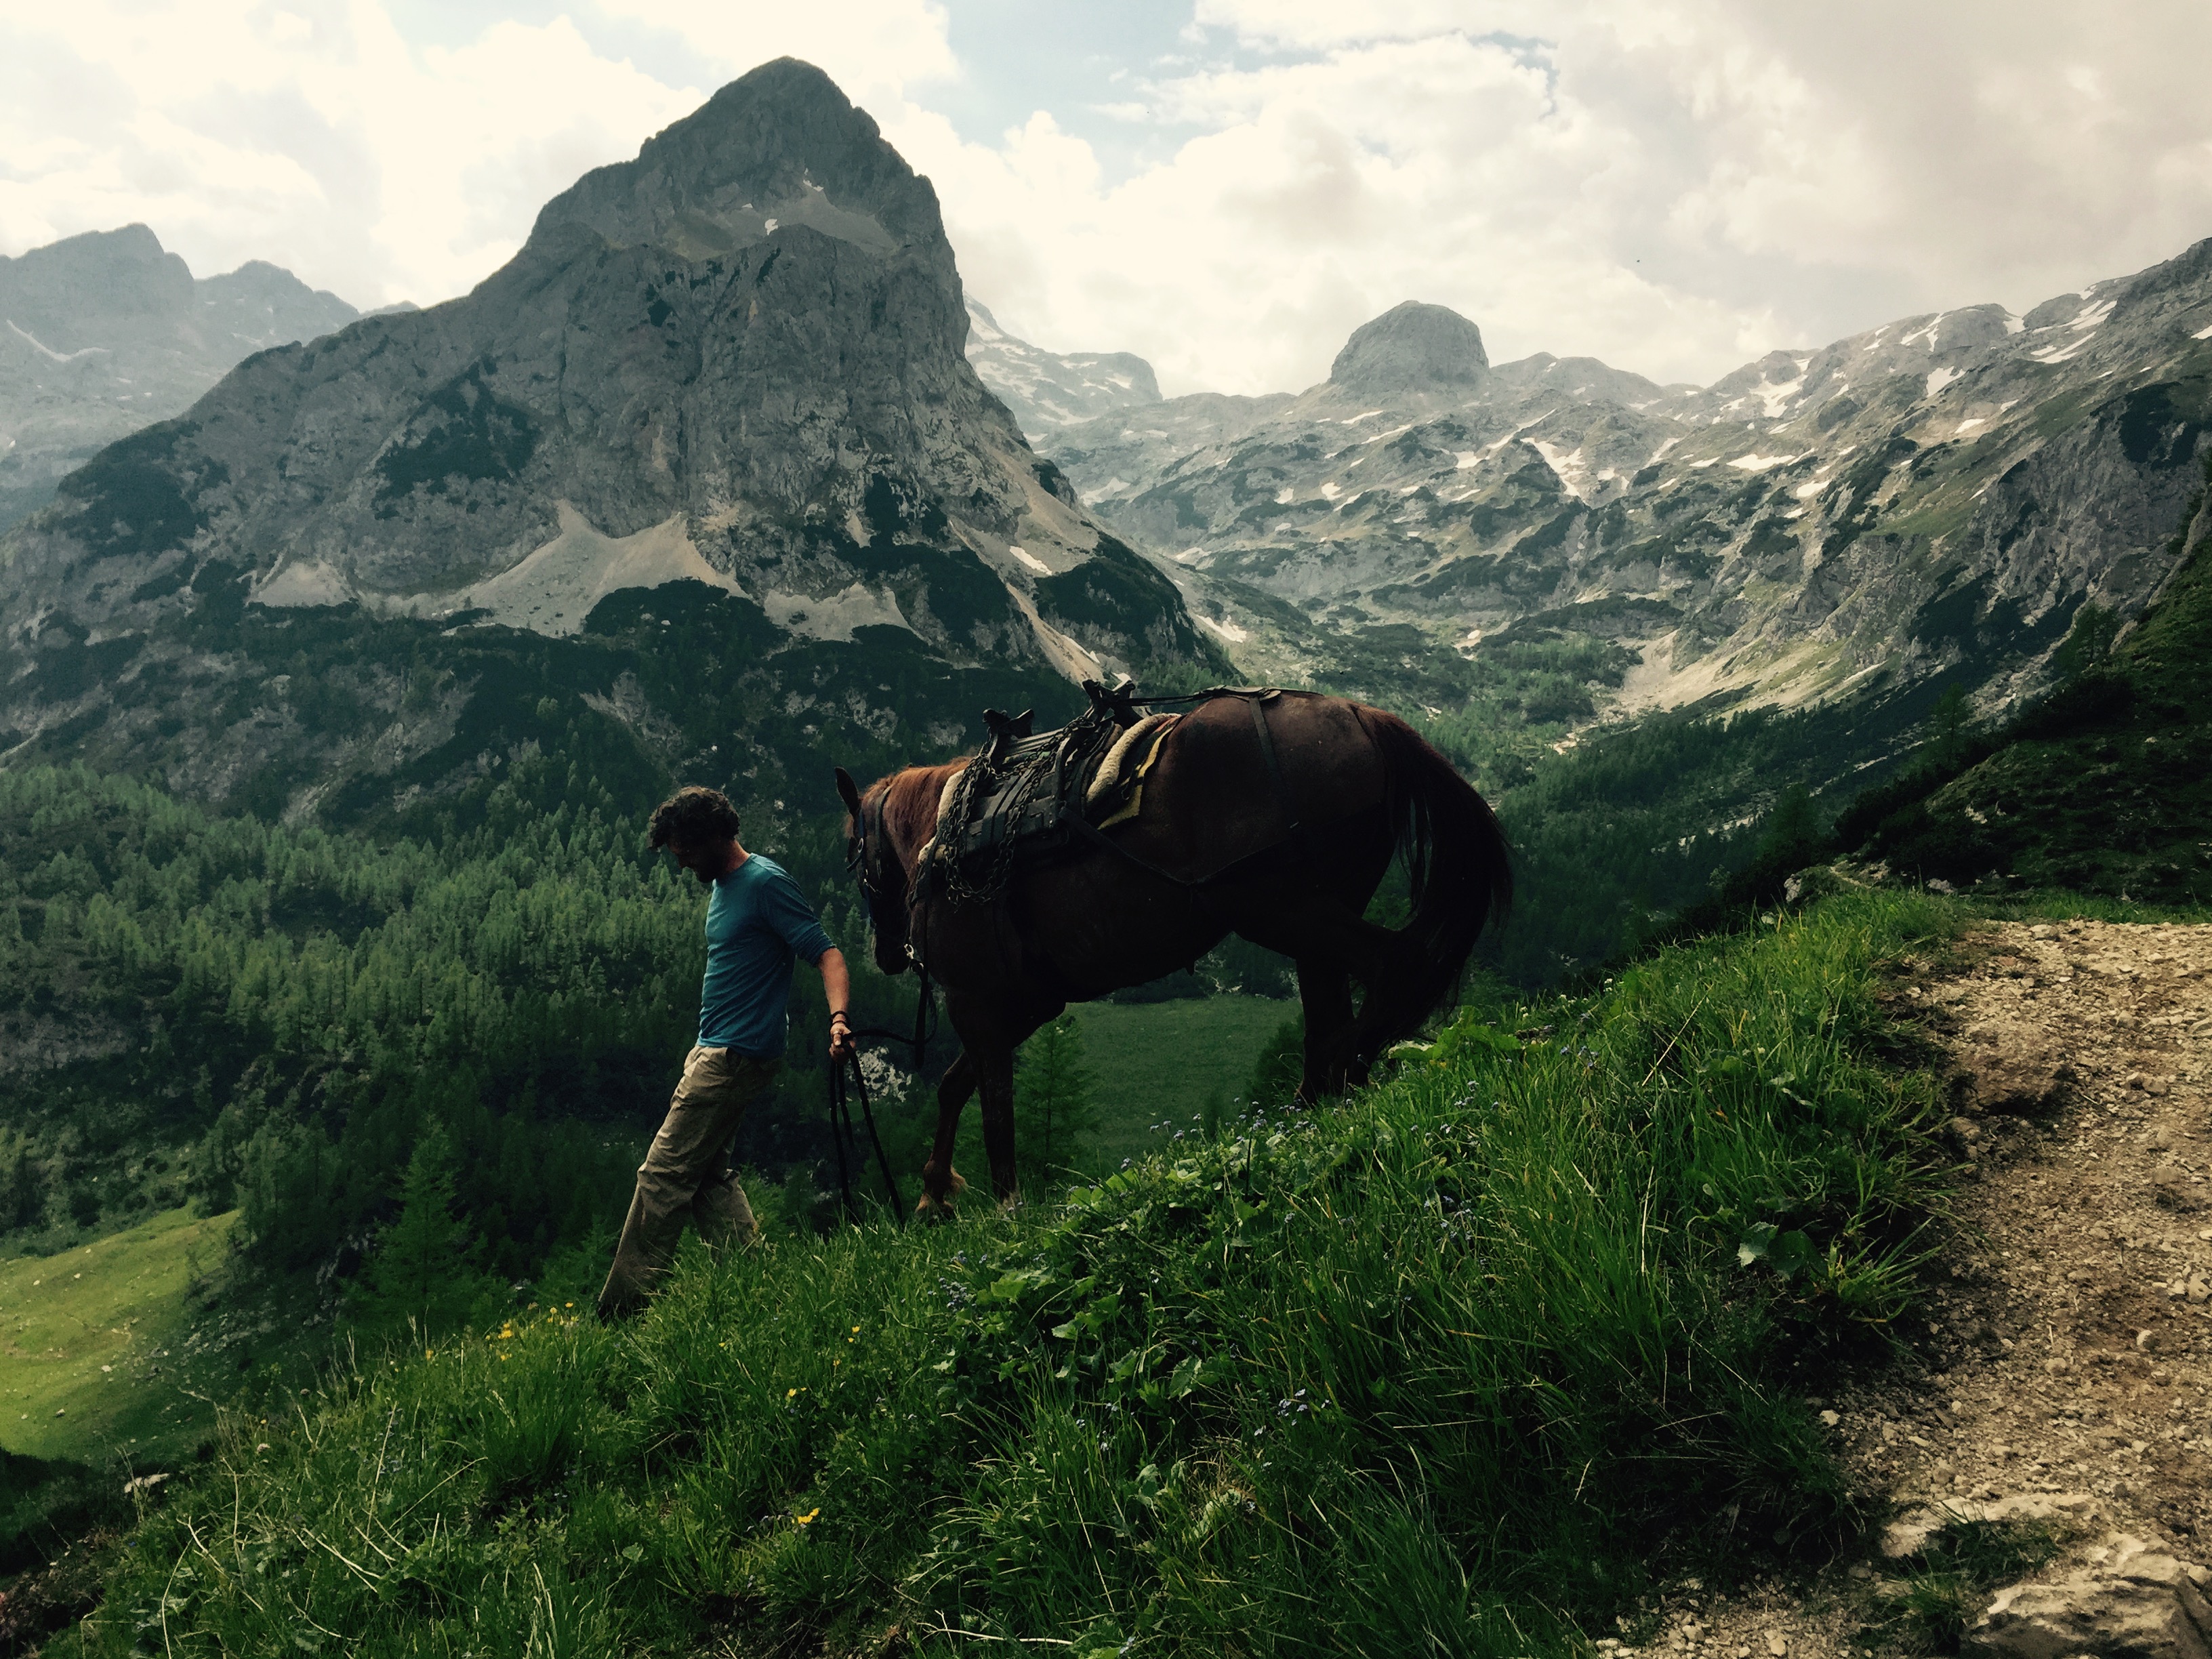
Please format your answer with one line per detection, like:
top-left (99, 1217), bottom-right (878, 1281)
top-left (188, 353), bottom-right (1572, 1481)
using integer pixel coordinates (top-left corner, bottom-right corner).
top-left (836, 765), bottom-right (913, 977)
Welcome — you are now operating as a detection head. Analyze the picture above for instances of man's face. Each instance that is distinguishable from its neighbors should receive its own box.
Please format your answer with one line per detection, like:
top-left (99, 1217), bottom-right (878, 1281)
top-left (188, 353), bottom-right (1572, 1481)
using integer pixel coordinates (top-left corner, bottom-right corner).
top-left (668, 836), bottom-right (728, 885)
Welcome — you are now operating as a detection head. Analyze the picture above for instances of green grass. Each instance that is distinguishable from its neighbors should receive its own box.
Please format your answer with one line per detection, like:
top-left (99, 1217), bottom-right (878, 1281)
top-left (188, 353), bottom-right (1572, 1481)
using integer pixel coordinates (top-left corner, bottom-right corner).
top-left (856, 996), bottom-right (1297, 1206)
top-left (1071, 994), bottom-right (1297, 1172)
top-left (0, 1208), bottom-right (239, 1465)
top-left (60, 890), bottom-right (1960, 1657)
top-left (1870, 1517), bottom-right (2065, 1654)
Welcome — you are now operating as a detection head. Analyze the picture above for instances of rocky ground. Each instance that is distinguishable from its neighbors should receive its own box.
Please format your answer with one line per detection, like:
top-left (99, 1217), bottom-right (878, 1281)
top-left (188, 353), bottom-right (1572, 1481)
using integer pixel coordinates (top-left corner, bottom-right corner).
top-left (1616, 917), bottom-right (2212, 1659)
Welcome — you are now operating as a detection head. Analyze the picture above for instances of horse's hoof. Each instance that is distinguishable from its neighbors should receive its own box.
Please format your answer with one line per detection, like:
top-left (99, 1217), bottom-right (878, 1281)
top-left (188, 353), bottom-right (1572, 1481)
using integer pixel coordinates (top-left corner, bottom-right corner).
top-left (914, 1192), bottom-right (956, 1223)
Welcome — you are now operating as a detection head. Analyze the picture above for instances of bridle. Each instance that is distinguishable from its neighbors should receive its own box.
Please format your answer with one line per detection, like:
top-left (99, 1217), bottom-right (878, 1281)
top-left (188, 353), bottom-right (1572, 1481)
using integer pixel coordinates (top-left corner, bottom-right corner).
top-left (844, 783), bottom-right (903, 946)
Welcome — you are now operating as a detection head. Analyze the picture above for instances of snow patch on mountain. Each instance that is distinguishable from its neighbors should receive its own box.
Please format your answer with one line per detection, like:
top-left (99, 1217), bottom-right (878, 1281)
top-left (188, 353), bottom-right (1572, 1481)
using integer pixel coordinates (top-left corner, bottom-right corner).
top-left (963, 298), bottom-right (1162, 439)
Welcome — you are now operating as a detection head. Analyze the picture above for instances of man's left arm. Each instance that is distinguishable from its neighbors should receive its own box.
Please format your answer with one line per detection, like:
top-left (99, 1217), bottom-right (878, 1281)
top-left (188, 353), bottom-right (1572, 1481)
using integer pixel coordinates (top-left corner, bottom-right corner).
top-left (819, 947), bottom-right (853, 1061)
top-left (754, 867), bottom-right (849, 1063)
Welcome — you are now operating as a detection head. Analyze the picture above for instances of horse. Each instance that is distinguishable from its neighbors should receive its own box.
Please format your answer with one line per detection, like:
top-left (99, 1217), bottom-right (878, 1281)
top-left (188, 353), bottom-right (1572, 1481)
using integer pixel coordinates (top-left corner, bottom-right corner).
top-left (834, 689), bottom-right (1511, 1215)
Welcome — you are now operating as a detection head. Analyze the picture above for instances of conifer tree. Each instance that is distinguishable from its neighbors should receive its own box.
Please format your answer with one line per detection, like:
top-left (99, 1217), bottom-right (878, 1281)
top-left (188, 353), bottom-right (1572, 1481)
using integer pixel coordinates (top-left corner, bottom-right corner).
top-left (348, 1123), bottom-right (496, 1338)
top-left (1014, 1015), bottom-right (1100, 1179)
top-left (2, 1140), bottom-right (43, 1232)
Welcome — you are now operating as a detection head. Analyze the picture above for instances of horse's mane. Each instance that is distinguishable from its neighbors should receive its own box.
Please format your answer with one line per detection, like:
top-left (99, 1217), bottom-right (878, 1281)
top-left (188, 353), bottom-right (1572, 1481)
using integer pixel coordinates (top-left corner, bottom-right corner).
top-left (872, 761), bottom-right (968, 858)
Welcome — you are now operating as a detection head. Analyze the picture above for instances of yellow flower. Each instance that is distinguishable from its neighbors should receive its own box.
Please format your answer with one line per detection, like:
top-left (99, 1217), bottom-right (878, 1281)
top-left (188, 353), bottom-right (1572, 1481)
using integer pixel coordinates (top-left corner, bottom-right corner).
top-left (794, 1508), bottom-right (820, 1526)
top-left (786, 1387), bottom-right (798, 1398)
top-left (425, 1349), bottom-right (433, 1361)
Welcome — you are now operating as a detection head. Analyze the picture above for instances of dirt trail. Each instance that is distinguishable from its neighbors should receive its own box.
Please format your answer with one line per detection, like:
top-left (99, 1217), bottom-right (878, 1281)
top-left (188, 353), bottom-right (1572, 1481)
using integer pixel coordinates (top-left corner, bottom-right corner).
top-left (1611, 918), bottom-right (2212, 1659)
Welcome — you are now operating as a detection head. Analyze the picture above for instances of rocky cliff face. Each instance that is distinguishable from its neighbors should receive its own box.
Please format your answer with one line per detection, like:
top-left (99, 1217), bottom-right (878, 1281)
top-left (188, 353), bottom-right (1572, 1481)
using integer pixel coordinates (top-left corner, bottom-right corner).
top-left (964, 299), bottom-right (1162, 438)
top-left (1048, 243), bottom-right (2212, 723)
top-left (0, 60), bottom-right (1218, 823)
top-left (0, 226), bottom-right (357, 531)
top-left (1327, 302), bottom-right (1490, 402)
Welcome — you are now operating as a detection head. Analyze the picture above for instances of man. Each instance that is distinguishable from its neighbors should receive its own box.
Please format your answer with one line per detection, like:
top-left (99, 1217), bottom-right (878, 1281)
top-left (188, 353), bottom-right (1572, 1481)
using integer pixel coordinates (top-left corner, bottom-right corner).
top-left (596, 785), bottom-right (854, 1320)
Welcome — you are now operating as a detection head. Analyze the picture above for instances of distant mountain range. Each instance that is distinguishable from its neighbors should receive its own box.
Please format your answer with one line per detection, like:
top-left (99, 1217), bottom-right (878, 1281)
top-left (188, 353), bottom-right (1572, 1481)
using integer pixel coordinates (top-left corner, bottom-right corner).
top-left (962, 251), bottom-right (2212, 731)
top-left (0, 226), bottom-right (358, 531)
top-left (0, 61), bottom-right (1218, 826)
top-left (962, 298), bottom-right (1160, 434)
top-left (9, 59), bottom-right (2209, 834)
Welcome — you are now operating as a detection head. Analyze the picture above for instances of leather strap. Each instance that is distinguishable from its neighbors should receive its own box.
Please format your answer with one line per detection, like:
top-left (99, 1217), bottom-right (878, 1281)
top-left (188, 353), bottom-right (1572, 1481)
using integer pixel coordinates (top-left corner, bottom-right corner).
top-left (1245, 691), bottom-right (1309, 864)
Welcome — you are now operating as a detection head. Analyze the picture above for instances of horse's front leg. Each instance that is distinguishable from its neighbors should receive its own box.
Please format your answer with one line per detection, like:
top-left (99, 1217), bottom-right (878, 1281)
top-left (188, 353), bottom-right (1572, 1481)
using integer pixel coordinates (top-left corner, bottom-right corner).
top-left (918, 1049), bottom-right (975, 1221)
top-left (975, 1044), bottom-right (1022, 1208)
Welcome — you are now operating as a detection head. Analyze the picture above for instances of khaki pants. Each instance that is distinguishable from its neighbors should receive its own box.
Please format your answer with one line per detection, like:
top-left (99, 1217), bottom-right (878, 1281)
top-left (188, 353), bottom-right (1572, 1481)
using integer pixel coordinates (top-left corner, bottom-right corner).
top-left (596, 1045), bottom-right (778, 1319)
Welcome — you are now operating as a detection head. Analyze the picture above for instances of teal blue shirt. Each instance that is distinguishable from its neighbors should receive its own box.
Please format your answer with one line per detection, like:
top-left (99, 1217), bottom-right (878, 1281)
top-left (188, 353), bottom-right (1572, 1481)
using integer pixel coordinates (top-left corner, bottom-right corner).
top-left (697, 855), bottom-right (835, 1056)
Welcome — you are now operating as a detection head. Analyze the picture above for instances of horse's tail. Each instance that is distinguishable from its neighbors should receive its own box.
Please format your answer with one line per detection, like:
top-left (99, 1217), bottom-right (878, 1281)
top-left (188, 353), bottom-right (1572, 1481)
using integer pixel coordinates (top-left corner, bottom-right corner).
top-left (1355, 704), bottom-right (1513, 1021)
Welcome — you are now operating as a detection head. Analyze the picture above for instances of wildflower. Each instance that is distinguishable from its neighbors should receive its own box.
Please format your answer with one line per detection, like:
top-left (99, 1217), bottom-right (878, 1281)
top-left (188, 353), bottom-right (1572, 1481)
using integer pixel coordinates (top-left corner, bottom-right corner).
top-left (794, 1507), bottom-right (820, 1525)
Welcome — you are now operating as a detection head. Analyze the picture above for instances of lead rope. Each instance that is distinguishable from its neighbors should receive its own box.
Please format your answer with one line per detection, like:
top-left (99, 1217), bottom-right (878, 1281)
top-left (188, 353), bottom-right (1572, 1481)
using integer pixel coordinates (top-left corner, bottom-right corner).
top-left (823, 970), bottom-right (935, 1227)
top-left (827, 1046), bottom-right (905, 1225)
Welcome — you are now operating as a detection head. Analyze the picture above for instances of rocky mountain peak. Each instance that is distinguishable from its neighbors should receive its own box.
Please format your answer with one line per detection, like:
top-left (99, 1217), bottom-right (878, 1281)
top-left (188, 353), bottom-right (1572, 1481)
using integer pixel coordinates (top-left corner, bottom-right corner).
top-left (964, 298), bottom-right (1163, 438)
top-left (0, 61), bottom-right (1218, 822)
top-left (1328, 302), bottom-right (1489, 399)
top-left (529, 57), bottom-right (947, 276)
top-left (0, 224), bottom-right (359, 531)
top-left (1, 224), bottom-right (195, 346)
top-left (194, 260), bottom-right (358, 354)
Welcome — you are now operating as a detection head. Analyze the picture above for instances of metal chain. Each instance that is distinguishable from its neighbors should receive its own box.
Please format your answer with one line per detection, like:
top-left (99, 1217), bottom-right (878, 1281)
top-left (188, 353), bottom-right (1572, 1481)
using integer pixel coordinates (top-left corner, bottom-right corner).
top-left (931, 735), bottom-right (1071, 908)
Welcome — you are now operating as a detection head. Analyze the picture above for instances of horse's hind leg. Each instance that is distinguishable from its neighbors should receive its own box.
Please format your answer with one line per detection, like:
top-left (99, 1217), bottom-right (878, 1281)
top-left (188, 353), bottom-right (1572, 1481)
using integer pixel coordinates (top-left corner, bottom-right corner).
top-left (1294, 958), bottom-right (1355, 1101)
top-left (918, 1050), bottom-right (975, 1221)
top-left (1235, 899), bottom-right (1441, 1088)
top-left (1332, 918), bottom-right (1443, 1086)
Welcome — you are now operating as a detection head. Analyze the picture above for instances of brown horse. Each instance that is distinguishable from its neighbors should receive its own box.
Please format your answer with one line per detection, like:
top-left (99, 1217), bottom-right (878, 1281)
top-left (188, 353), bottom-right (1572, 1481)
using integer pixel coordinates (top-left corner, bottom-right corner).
top-left (834, 690), bottom-right (1511, 1214)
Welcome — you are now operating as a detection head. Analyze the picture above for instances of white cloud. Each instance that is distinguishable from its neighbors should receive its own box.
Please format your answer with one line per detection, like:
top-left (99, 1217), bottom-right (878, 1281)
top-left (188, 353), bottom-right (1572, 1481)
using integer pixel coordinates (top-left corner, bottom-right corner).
top-left (3, 0), bottom-right (2208, 398)
top-left (909, 0), bottom-right (2212, 392)
top-left (593, 0), bottom-right (956, 113)
top-left (892, 27), bottom-right (1779, 393)
top-left (0, 1), bottom-right (701, 307)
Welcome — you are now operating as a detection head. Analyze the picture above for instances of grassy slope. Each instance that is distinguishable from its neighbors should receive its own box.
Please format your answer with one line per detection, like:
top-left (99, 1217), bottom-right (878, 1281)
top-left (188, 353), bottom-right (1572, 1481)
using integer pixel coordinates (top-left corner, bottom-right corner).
top-left (1853, 467), bottom-right (2212, 903)
top-left (62, 890), bottom-right (1956, 1658)
top-left (1070, 995), bottom-right (1296, 1172)
top-left (0, 1210), bottom-right (237, 1464)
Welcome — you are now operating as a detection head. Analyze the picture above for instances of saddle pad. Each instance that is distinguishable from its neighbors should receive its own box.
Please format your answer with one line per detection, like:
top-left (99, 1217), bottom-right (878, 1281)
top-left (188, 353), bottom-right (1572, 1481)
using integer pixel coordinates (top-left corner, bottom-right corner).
top-left (1092, 714), bottom-right (1179, 829)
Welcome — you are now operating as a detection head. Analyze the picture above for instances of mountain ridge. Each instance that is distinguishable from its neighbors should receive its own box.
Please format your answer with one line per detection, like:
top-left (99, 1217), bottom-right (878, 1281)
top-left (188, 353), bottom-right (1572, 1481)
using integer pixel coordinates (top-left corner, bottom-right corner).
top-left (963, 298), bottom-right (1162, 437)
top-left (0, 59), bottom-right (1220, 827)
top-left (1044, 236), bottom-right (2212, 731)
top-left (0, 225), bottom-right (358, 531)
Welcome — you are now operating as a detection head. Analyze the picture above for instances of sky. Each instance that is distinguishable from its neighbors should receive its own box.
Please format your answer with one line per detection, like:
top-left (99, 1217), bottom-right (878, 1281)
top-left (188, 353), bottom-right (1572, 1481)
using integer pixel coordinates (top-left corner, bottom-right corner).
top-left (4, 1), bottom-right (2211, 397)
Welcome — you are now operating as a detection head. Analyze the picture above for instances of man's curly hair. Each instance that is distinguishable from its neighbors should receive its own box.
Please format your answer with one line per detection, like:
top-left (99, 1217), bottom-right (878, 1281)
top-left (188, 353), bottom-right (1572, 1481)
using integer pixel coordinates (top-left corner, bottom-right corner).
top-left (648, 786), bottom-right (742, 851)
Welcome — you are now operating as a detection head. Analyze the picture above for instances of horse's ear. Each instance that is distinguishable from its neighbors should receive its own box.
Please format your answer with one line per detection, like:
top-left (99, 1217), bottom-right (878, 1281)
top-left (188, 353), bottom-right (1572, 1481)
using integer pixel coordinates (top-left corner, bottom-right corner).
top-left (834, 766), bottom-right (863, 818)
